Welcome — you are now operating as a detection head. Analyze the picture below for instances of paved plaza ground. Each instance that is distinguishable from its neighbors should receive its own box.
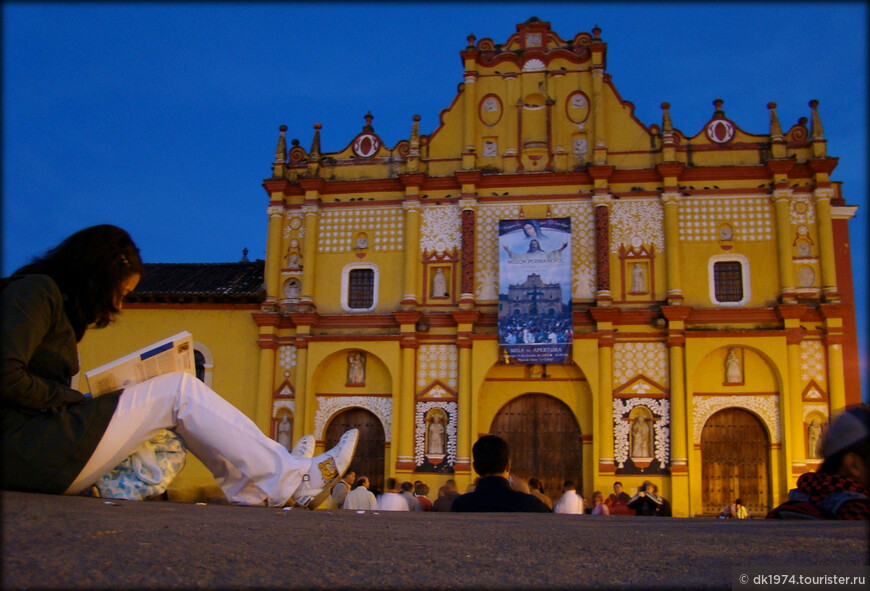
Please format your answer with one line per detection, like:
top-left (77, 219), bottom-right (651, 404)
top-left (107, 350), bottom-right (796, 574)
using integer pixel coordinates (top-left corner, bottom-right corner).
top-left (2, 491), bottom-right (868, 590)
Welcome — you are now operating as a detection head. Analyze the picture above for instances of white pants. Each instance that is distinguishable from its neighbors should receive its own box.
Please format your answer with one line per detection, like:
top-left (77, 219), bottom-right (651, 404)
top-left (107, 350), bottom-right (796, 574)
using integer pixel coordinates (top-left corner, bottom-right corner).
top-left (64, 372), bottom-right (307, 506)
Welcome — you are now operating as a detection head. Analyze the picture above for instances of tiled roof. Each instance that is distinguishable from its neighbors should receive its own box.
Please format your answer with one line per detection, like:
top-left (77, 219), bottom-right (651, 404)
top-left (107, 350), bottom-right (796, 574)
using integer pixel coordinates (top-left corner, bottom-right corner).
top-left (128, 261), bottom-right (265, 303)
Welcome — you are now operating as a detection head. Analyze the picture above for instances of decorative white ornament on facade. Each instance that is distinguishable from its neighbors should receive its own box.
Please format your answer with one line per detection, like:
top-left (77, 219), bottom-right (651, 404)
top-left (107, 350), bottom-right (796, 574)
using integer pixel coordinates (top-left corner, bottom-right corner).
top-left (613, 342), bottom-right (669, 388)
top-left (317, 206), bottom-right (404, 253)
top-left (278, 345), bottom-right (297, 369)
top-left (799, 340), bottom-right (826, 384)
top-left (522, 58), bottom-right (546, 72)
top-left (693, 396), bottom-right (781, 444)
top-left (417, 344), bottom-right (459, 390)
top-left (678, 196), bottom-right (774, 242)
top-left (789, 194), bottom-right (817, 226)
top-left (313, 396), bottom-right (392, 441)
top-left (609, 199), bottom-right (665, 254)
top-left (414, 401), bottom-right (458, 467)
top-left (420, 205), bottom-right (461, 254)
top-left (802, 403), bottom-right (829, 422)
top-left (272, 399), bottom-right (295, 418)
top-left (613, 398), bottom-right (670, 469)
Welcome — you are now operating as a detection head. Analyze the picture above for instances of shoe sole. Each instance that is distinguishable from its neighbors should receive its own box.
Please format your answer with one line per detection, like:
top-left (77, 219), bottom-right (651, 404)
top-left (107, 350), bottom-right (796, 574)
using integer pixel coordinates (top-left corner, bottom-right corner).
top-left (303, 432), bottom-right (359, 510)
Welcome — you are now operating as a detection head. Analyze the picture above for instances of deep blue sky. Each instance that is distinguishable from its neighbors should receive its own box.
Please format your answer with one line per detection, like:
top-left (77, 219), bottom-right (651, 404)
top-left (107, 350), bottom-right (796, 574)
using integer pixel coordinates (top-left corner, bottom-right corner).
top-left (3, 2), bottom-right (867, 400)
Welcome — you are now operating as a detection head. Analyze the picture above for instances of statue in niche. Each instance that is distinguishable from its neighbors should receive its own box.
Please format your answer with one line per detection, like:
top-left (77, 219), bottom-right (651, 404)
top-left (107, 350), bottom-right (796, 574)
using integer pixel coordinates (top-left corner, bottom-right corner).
top-left (283, 278), bottom-right (300, 299)
top-left (347, 352), bottom-right (366, 385)
top-left (725, 348), bottom-right (743, 384)
top-left (354, 234), bottom-right (369, 250)
top-left (277, 415), bottom-right (292, 451)
top-left (630, 413), bottom-right (653, 458)
top-left (431, 267), bottom-right (448, 297)
top-left (286, 251), bottom-right (301, 268)
top-left (807, 418), bottom-right (823, 459)
top-left (630, 263), bottom-right (646, 293)
top-left (426, 411), bottom-right (446, 455)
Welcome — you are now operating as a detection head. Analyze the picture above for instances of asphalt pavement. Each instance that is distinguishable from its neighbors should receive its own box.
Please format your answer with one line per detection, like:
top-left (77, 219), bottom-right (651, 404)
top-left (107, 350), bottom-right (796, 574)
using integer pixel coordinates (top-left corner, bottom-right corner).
top-left (2, 491), bottom-right (868, 590)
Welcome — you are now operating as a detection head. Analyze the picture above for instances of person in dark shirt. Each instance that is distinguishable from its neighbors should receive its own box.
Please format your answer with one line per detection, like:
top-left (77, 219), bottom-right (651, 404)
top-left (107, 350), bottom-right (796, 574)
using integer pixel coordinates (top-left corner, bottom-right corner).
top-left (451, 435), bottom-right (551, 513)
top-left (767, 405), bottom-right (869, 520)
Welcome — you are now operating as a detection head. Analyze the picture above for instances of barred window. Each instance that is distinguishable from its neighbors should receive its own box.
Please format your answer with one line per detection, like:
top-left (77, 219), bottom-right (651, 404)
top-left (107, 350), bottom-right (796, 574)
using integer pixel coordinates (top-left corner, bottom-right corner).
top-left (713, 261), bottom-right (744, 302)
top-left (708, 255), bottom-right (750, 307)
top-left (347, 268), bottom-right (375, 309)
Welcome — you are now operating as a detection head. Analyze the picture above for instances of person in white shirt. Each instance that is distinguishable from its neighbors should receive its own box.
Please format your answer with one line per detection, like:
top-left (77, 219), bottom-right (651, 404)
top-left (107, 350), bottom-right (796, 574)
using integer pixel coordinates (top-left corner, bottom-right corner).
top-left (375, 477), bottom-right (410, 511)
top-left (342, 475), bottom-right (377, 511)
top-left (553, 480), bottom-right (584, 514)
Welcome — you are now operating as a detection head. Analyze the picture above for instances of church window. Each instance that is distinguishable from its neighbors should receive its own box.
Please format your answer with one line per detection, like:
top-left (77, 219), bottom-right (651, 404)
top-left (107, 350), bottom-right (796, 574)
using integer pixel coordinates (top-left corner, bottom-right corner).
top-left (341, 262), bottom-right (379, 312)
top-left (193, 342), bottom-right (214, 388)
top-left (708, 254), bottom-right (750, 307)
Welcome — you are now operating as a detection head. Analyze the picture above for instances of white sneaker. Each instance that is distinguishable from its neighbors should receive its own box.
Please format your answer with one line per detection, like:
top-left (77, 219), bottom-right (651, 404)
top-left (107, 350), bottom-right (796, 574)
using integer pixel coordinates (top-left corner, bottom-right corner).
top-left (290, 434), bottom-right (315, 458)
top-left (292, 429), bottom-right (359, 509)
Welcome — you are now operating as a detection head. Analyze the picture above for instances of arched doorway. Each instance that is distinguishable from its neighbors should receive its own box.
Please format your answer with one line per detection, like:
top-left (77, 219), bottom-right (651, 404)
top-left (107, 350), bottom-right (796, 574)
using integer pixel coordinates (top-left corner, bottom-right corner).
top-left (701, 408), bottom-right (770, 516)
top-left (324, 408), bottom-right (386, 494)
top-left (489, 393), bottom-right (582, 501)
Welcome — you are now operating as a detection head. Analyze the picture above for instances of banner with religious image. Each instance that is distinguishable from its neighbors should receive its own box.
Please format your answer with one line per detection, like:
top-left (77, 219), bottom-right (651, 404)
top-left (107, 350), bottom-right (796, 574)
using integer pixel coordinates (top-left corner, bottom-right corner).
top-left (498, 218), bottom-right (572, 364)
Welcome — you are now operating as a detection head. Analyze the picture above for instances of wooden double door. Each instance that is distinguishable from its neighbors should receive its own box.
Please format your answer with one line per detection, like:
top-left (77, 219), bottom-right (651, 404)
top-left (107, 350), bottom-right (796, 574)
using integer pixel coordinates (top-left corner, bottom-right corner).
top-left (490, 393), bottom-right (583, 502)
top-left (701, 407), bottom-right (771, 516)
top-left (324, 408), bottom-right (386, 494)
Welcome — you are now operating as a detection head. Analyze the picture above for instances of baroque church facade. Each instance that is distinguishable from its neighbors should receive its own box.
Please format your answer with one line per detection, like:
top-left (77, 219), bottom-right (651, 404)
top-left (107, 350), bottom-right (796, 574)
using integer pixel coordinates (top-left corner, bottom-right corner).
top-left (78, 19), bottom-right (861, 516)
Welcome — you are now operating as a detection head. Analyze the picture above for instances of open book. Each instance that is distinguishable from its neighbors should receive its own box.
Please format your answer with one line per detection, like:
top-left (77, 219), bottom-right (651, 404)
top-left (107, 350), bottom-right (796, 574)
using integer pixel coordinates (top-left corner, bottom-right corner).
top-left (85, 331), bottom-right (195, 396)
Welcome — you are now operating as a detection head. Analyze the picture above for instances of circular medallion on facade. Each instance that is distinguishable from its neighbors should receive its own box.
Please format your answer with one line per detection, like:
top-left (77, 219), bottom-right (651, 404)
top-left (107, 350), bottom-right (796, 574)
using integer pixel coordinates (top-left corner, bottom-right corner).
top-left (566, 91), bottom-right (590, 124)
top-left (794, 200), bottom-right (808, 214)
top-left (705, 119), bottom-right (735, 144)
top-left (479, 94), bottom-right (503, 126)
top-left (797, 266), bottom-right (815, 287)
top-left (289, 217), bottom-right (302, 230)
top-left (797, 225), bottom-right (809, 237)
top-left (352, 133), bottom-right (381, 158)
top-left (631, 236), bottom-right (643, 248)
top-left (289, 238), bottom-right (300, 248)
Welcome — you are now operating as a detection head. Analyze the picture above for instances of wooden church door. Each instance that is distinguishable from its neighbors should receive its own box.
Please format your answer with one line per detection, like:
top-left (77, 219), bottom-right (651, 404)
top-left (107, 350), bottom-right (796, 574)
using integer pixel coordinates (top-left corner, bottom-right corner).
top-left (701, 407), bottom-right (770, 516)
top-left (324, 407), bottom-right (386, 494)
top-left (489, 393), bottom-right (583, 501)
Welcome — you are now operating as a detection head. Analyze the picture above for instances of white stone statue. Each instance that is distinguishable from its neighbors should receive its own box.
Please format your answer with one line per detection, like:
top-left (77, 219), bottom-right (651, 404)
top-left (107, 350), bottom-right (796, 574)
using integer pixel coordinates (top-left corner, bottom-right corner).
top-left (725, 348), bottom-right (743, 383)
top-left (631, 263), bottom-right (645, 293)
top-left (277, 416), bottom-right (292, 451)
top-left (347, 352), bottom-right (366, 385)
top-left (807, 418), bottom-right (823, 459)
top-left (427, 413), bottom-right (446, 455)
top-left (630, 414), bottom-right (653, 458)
top-left (431, 268), bottom-right (448, 297)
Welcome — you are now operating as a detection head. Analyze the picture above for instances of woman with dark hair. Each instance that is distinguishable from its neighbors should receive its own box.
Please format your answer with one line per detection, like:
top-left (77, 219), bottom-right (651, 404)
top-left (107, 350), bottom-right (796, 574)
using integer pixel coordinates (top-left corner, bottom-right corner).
top-left (1, 225), bottom-right (357, 507)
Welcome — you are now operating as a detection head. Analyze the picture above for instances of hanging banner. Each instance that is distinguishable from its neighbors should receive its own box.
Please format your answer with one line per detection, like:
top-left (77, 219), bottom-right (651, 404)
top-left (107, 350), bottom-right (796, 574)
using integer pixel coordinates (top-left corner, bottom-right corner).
top-left (498, 218), bottom-right (572, 365)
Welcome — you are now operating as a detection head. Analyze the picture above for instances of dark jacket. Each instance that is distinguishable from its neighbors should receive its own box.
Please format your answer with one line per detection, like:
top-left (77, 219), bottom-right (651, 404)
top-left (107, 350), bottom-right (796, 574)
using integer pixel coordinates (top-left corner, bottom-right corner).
top-left (451, 475), bottom-right (552, 513)
top-left (766, 472), bottom-right (870, 520)
top-left (1, 274), bottom-right (120, 494)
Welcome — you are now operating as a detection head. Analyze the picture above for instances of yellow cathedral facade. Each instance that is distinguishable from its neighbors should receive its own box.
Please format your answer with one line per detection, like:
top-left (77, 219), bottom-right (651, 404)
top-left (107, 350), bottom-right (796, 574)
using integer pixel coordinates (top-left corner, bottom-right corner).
top-left (78, 19), bottom-right (861, 517)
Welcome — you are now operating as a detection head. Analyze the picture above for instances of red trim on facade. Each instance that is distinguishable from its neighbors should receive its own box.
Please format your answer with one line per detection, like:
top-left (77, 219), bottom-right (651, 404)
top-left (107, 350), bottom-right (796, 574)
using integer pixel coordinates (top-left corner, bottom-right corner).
top-left (686, 308), bottom-right (781, 324)
top-left (693, 391), bottom-right (778, 397)
top-left (316, 392), bottom-right (392, 397)
top-left (830, 215), bottom-right (861, 403)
